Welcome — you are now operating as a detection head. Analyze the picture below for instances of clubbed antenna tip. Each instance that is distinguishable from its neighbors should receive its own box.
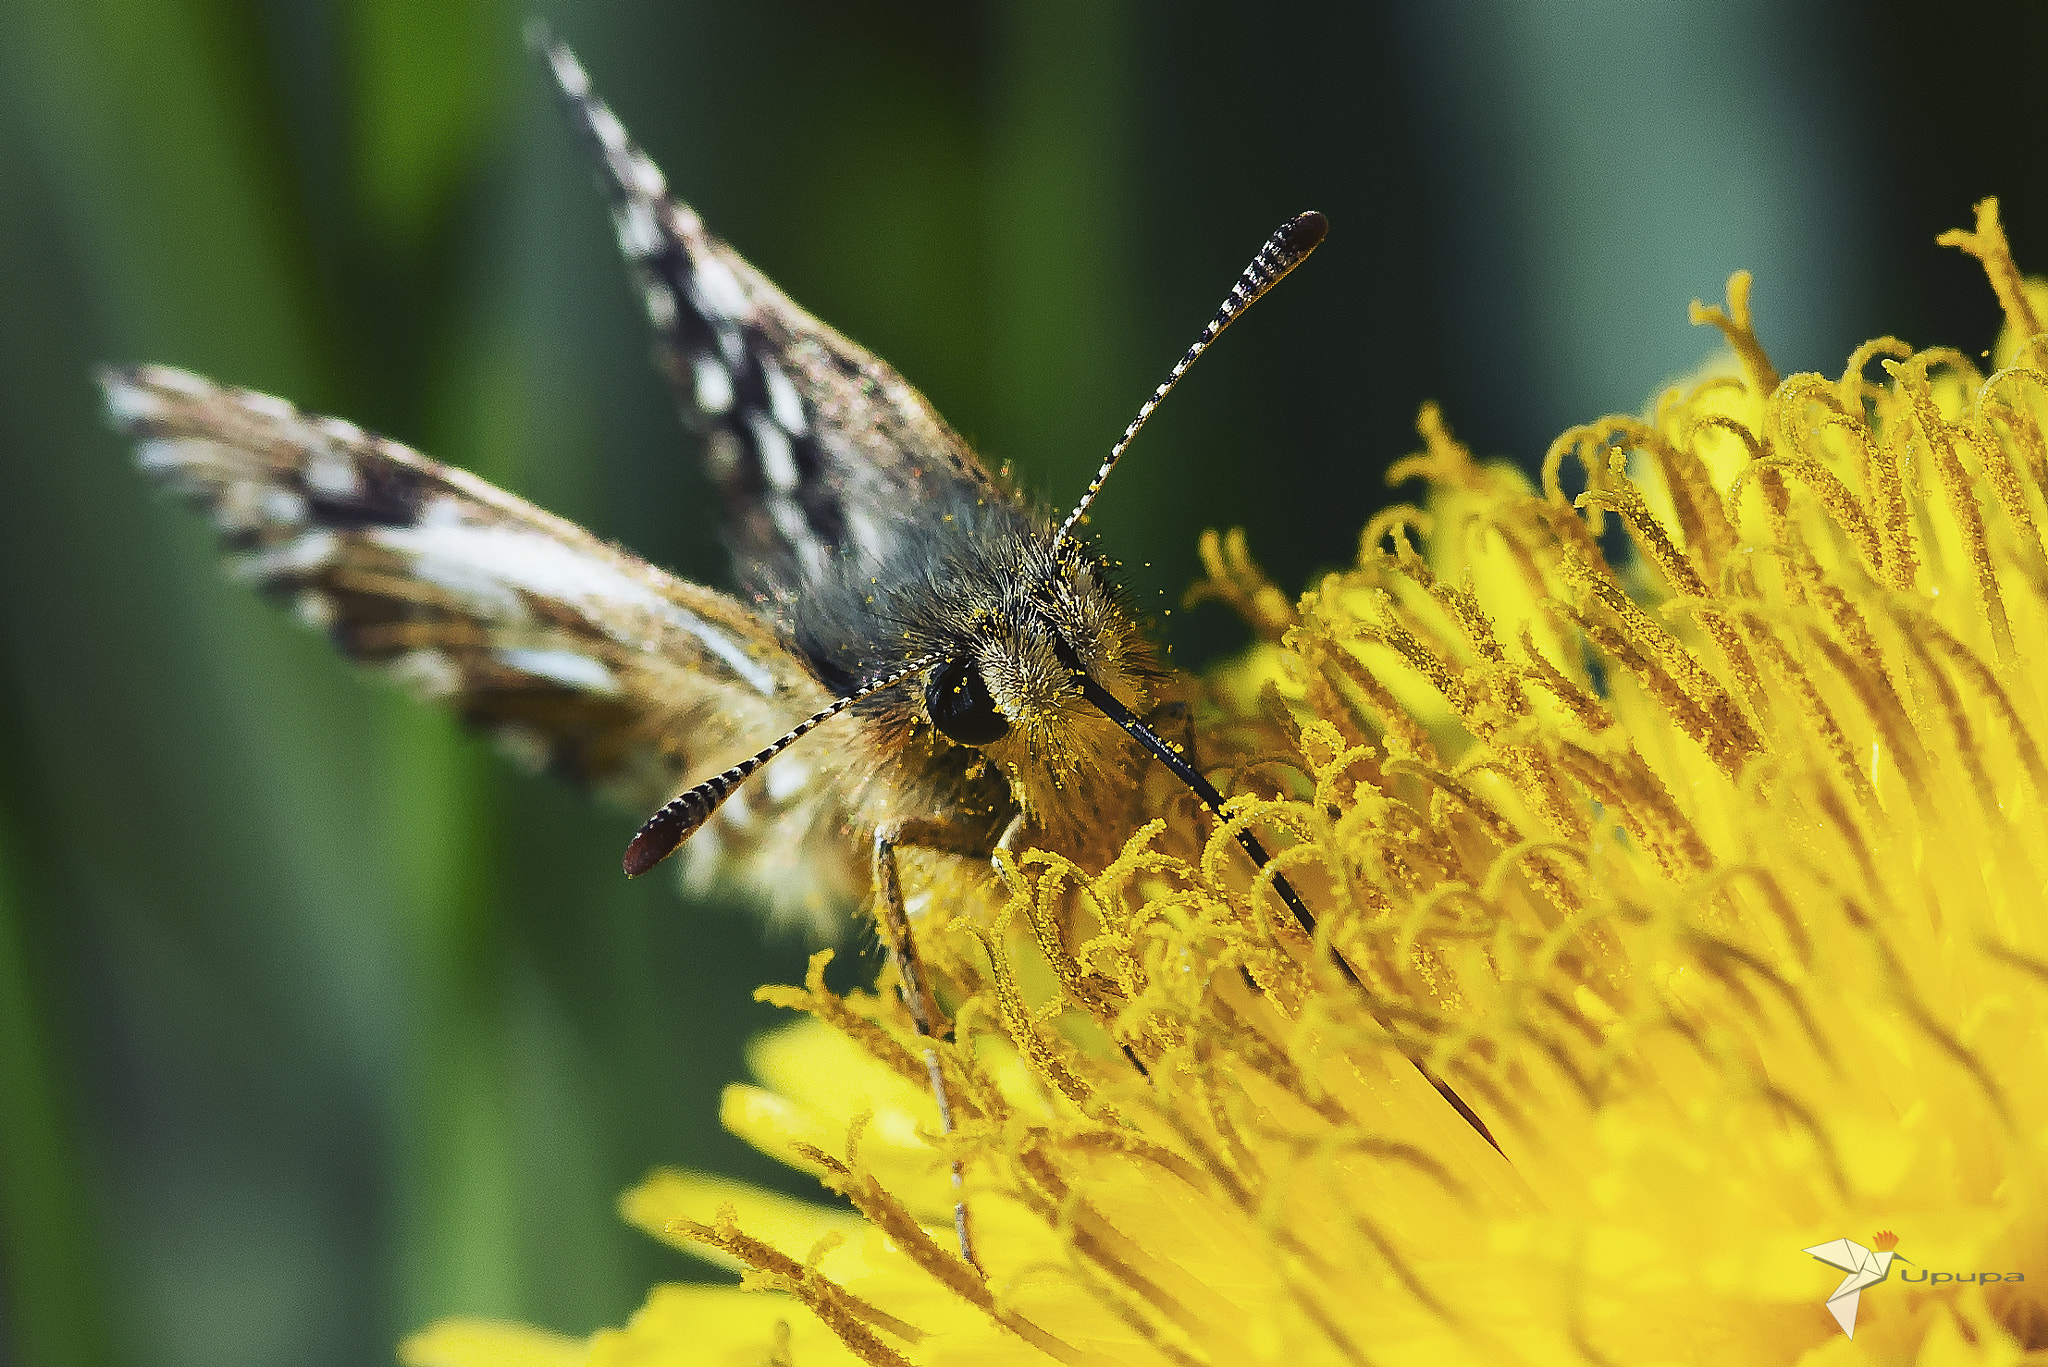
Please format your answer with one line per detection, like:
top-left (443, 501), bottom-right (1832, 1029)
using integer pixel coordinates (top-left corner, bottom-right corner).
top-left (1056, 211), bottom-right (1328, 544)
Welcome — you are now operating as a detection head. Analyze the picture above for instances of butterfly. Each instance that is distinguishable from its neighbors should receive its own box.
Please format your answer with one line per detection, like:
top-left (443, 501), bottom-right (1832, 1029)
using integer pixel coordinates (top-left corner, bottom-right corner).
top-left (100, 24), bottom-right (1351, 1264)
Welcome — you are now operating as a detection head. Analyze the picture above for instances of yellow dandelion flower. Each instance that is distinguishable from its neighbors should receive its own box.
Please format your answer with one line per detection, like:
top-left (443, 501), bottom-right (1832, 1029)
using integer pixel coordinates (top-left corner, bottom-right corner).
top-left (404, 199), bottom-right (2048, 1366)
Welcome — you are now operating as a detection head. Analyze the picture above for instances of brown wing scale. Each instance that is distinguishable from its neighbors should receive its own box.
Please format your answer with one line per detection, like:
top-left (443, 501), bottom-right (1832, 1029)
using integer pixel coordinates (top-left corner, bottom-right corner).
top-left (532, 29), bottom-right (1005, 596)
top-left (102, 363), bottom-right (856, 926)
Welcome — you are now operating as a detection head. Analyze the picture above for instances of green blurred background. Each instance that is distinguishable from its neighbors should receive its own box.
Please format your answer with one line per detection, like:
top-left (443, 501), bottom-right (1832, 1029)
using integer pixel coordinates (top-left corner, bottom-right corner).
top-left (0, 2), bottom-right (2040, 1363)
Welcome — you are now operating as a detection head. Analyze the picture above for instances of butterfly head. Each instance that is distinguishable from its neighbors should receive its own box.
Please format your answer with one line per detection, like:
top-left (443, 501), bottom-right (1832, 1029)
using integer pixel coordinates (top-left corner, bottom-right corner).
top-left (624, 212), bottom-right (1325, 876)
top-left (825, 511), bottom-right (1160, 781)
top-left (913, 532), bottom-right (1159, 775)
top-left (922, 207), bottom-right (1327, 806)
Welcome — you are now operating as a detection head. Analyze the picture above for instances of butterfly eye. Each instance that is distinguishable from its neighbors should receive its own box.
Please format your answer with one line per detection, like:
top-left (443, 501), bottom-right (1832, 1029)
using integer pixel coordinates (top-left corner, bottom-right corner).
top-left (926, 657), bottom-right (1010, 746)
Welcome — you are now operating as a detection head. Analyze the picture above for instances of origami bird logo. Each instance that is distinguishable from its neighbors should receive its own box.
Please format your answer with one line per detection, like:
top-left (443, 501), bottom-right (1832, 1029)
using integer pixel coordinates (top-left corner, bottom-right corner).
top-left (1804, 1231), bottom-right (1906, 1337)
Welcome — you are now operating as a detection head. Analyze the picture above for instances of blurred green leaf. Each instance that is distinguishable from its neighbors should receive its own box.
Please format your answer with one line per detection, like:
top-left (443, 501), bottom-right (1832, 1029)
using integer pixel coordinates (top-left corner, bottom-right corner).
top-left (352, 0), bottom-right (511, 246)
top-left (0, 806), bottom-right (113, 1367)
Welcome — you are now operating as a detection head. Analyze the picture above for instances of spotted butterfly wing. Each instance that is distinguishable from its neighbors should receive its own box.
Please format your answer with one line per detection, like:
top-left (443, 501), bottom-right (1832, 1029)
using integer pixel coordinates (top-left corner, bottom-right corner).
top-left (100, 34), bottom-right (1032, 930)
top-left (103, 33), bottom-right (1311, 941)
top-left (100, 364), bottom-right (855, 924)
top-left (532, 30), bottom-right (1003, 596)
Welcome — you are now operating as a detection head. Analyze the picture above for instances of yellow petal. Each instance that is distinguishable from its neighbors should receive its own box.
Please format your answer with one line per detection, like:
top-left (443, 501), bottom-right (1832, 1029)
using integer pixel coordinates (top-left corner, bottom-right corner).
top-left (620, 1169), bottom-right (868, 1278)
top-left (587, 1285), bottom-right (866, 1367)
top-left (401, 1319), bottom-right (585, 1367)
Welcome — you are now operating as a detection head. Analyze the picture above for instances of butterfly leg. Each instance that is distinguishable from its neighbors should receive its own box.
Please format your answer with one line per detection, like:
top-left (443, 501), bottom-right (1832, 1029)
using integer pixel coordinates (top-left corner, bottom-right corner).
top-left (989, 812), bottom-right (1028, 894)
top-left (873, 817), bottom-right (994, 1272)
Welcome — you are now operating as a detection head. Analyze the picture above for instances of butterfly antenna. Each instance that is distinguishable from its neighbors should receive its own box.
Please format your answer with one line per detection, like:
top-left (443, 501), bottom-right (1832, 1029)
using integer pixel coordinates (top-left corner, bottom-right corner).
top-left (1055, 211), bottom-right (1327, 545)
top-left (624, 656), bottom-right (937, 877)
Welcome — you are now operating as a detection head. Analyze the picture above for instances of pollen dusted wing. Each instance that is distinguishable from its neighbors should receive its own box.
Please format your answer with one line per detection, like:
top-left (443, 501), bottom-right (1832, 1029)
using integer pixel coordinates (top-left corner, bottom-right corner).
top-left (102, 365), bottom-right (845, 895)
top-left (533, 30), bottom-right (1002, 595)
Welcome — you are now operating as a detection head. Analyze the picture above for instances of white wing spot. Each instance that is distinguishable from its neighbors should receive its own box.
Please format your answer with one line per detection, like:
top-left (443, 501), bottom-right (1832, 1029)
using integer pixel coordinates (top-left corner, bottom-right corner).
top-left (303, 449), bottom-right (361, 499)
top-left (615, 201), bottom-right (659, 258)
top-left (368, 521), bottom-right (778, 694)
top-left (627, 153), bottom-right (665, 198)
top-left (769, 498), bottom-right (811, 552)
top-left (315, 417), bottom-right (367, 446)
top-left (752, 417), bottom-right (799, 492)
top-left (237, 390), bottom-right (295, 421)
top-left (233, 530), bottom-right (340, 581)
top-left (136, 437), bottom-right (204, 475)
top-left (762, 362), bottom-right (808, 436)
top-left (693, 354), bottom-right (734, 414)
top-left (216, 482), bottom-right (269, 532)
top-left (102, 380), bottom-right (163, 424)
top-left (294, 589), bottom-right (337, 631)
top-left (496, 647), bottom-right (620, 694)
top-left (588, 105), bottom-right (627, 153)
top-left (415, 494), bottom-right (468, 529)
top-left (664, 604), bottom-right (777, 694)
top-left (144, 367), bottom-right (213, 397)
top-left (691, 256), bottom-right (749, 322)
top-left (388, 648), bottom-right (463, 699)
top-left (259, 486), bottom-right (309, 526)
top-left (664, 200), bottom-right (703, 237)
top-left (715, 324), bottom-right (746, 370)
top-left (372, 524), bottom-right (529, 618)
top-left (642, 281), bottom-right (677, 330)
top-left (549, 47), bottom-right (590, 98)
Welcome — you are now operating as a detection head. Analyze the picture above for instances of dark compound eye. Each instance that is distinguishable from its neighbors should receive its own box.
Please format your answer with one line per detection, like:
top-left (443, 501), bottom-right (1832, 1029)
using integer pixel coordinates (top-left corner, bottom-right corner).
top-left (926, 656), bottom-right (1010, 746)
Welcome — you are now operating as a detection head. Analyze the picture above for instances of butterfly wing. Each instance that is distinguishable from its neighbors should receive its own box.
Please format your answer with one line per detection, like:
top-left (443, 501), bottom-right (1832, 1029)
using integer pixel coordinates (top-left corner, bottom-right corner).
top-left (102, 364), bottom-right (855, 921)
top-left (533, 28), bottom-right (1005, 597)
